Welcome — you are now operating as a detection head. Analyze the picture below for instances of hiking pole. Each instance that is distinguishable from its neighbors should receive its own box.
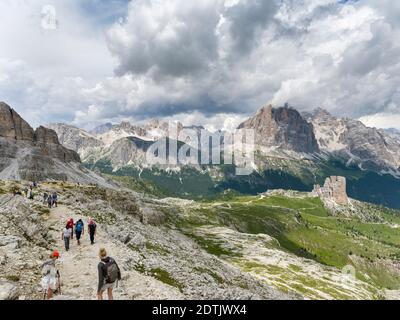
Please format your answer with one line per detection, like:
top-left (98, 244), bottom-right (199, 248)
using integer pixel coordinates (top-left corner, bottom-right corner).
top-left (57, 273), bottom-right (62, 296)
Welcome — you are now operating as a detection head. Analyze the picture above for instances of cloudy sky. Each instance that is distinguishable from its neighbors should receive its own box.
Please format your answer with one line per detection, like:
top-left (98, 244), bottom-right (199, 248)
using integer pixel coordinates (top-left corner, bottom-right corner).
top-left (0, 0), bottom-right (399, 131)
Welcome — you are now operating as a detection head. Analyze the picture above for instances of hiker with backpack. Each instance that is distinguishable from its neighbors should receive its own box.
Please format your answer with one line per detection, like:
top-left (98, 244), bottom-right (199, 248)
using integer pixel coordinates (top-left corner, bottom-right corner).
top-left (52, 192), bottom-right (58, 207)
top-left (97, 248), bottom-right (121, 300)
top-left (47, 195), bottom-right (53, 208)
top-left (62, 225), bottom-right (72, 251)
top-left (27, 187), bottom-right (34, 200)
top-left (41, 251), bottom-right (61, 300)
top-left (43, 192), bottom-right (48, 204)
top-left (88, 218), bottom-right (97, 245)
top-left (75, 219), bottom-right (84, 245)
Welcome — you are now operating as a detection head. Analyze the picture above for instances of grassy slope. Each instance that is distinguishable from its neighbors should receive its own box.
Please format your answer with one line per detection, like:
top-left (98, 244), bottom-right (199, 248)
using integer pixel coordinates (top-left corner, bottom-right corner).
top-left (172, 194), bottom-right (400, 298)
top-left (85, 155), bottom-right (400, 209)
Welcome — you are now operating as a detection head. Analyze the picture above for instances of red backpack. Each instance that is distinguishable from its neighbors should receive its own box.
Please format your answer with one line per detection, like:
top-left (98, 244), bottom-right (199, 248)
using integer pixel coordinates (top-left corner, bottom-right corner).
top-left (66, 220), bottom-right (73, 229)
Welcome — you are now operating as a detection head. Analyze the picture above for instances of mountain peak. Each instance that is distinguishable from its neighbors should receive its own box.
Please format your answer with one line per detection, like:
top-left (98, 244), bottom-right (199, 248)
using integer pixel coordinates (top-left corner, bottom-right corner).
top-left (313, 107), bottom-right (332, 116)
top-left (147, 118), bottom-right (161, 127)
top-left (89, 122), bottom-right (113, 135)
top-left (0, 101), bottom-right (35, 141)
top-left (0, 103), bottom-right (112, 183)
top-left (238, 104), bottom-right (319, 153)
top-left (258, 104), bottom-right (273, 113)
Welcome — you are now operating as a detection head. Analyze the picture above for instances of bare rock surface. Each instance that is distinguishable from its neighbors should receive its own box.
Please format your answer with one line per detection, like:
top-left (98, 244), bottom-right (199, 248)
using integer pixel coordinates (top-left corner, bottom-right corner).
top-left (238, 105), bottom-right (319, 154)
top-left (0, 102), bottom-right (113, 187)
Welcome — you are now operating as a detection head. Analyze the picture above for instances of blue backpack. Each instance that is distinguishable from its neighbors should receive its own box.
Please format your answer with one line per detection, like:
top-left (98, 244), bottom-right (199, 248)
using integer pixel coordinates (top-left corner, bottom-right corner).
top-left (76, 222), bottom-right (83, 233)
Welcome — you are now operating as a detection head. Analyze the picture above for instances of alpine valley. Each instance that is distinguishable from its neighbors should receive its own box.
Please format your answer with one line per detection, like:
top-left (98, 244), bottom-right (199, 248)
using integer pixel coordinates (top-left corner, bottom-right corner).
top-left (49, 104), bottom-right (400, 209)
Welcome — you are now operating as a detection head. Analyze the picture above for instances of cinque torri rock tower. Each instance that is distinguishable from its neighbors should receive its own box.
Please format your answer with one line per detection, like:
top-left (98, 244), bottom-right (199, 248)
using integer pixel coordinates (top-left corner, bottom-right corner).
top-left (313, 176), bottom-right (349, 205)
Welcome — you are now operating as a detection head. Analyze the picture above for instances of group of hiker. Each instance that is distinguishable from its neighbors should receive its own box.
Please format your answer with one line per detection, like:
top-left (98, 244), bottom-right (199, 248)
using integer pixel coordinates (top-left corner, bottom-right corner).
top-left (13, 182), bottom-right (38, 199)
top-left (62, 217), bottom-right (97, 250)
top-left (11, 183), bottom-right (122, 300)
top-left (41, 247), bottom-right (121, 300)
top-left (43, 192), bottom-right (58, 208)
top-left (42, 216), bottom-right (121, 300)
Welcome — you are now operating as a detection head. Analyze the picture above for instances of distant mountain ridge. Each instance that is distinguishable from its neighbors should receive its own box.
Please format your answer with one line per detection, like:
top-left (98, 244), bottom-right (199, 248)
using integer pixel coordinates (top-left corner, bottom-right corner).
top-left (304, 108), bottom-right (400, 176)
top-left (385, 128), bottom-right (400, 142)
top-left (89, 122), bottom-right (113, 135)
top-left (47, 103), bottom-right (400, 208)
top-left (59, 105), bottom-right (400, 176)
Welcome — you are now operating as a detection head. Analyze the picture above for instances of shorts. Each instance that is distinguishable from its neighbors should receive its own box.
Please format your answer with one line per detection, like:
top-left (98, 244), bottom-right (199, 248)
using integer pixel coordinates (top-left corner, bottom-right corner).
top-left (41, 275), bottom-right (58, 291)
top-left (100, 281), bottom-right (117, 292)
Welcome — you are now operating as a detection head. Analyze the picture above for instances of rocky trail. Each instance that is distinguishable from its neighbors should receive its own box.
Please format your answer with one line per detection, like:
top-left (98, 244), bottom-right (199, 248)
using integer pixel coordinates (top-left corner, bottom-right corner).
top-left (45, 205), bottom-right (183, 300)
top-left (1, 181), bottom-right (299, 301)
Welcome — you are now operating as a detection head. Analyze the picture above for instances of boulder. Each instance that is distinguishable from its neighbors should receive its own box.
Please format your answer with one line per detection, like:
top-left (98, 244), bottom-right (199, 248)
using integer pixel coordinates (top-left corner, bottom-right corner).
top-left (0, 235), bottom-right (21, 249)
top-left (140, 207), bottom-right (165, 226)
top-left (0, 281), bottom-right (19, 300)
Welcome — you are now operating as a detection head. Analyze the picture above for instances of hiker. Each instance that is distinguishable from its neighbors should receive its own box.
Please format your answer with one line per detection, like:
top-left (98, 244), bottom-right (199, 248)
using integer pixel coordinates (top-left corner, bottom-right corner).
top-left (27, 188), bottom-right (34, 200)
top-left (41, 251), bottom-right (61, 300)
top-left (43, 192), bottom-right (48, 204)
top-left (75, 219), bottom-right (84, 245)
top-left (47, 195), bottom-right (53, 208)
top-left (66, 218), bottom-right (74, 239)
top-left (88, 218), bottom-right (97, 245)
top-left (52, 192), bottom-right (58, 207)
top-left (97, 248), bottom-right (121, 301)
top-left (62, 225), bottom-right (72, 251)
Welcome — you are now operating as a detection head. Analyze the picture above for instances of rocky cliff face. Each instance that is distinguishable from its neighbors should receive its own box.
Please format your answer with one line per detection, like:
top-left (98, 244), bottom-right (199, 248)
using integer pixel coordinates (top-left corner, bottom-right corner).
top-left (47, 123), bottom-right (104, 160)
top-left (0, 103), bottom-right (80, 164)
top-left (96, 137), bottom-right (154, 169)
top-left (34, 126), bottom-right (60, 145)
top-left (305, 108), bottom-right (400, 175)
top-left (95, 119), bottom-right (184, 146)
top-left (0, 102), bottom-right (112, 185)
top-left (89, 122), bottom-right (113, 135)
top-left (385, 128), bottom-right (400, 142)
top-left (0, 102), bottom-right (34, 141)
top-left (238, 105), bottom-right (319, 154)
top-left (51, 118), bottom-right (199, 167)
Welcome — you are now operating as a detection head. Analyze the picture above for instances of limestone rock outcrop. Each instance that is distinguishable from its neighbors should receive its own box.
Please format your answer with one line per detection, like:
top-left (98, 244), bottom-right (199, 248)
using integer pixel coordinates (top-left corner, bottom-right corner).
top-left (238, 105), bottom-right (319, 154)
top-left (0, 102), bottom-right (112, 185)
top-left (34, 126), bottom-right (80, 163)
top-left (304, 108), bottom-right (400, 175)
top-left (313, 176), bottom-right (349, 205)
top-left (0, 281), bottom-right (19, 300)
top-left (34, 126), bottom-right (60, 145)
top-left (0, 102), bottom-right (34, 141)
top-left (47, 123), bottom-right (104, 160)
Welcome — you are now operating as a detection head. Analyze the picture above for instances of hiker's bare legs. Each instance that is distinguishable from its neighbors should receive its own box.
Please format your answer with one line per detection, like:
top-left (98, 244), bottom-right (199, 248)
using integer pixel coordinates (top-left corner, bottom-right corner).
top-left (47, 288), bottom-right (53, 300)
top-left (97, 291), bottom-right (104, 300)
top-left (107, 288), bottom-right (113, 300)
